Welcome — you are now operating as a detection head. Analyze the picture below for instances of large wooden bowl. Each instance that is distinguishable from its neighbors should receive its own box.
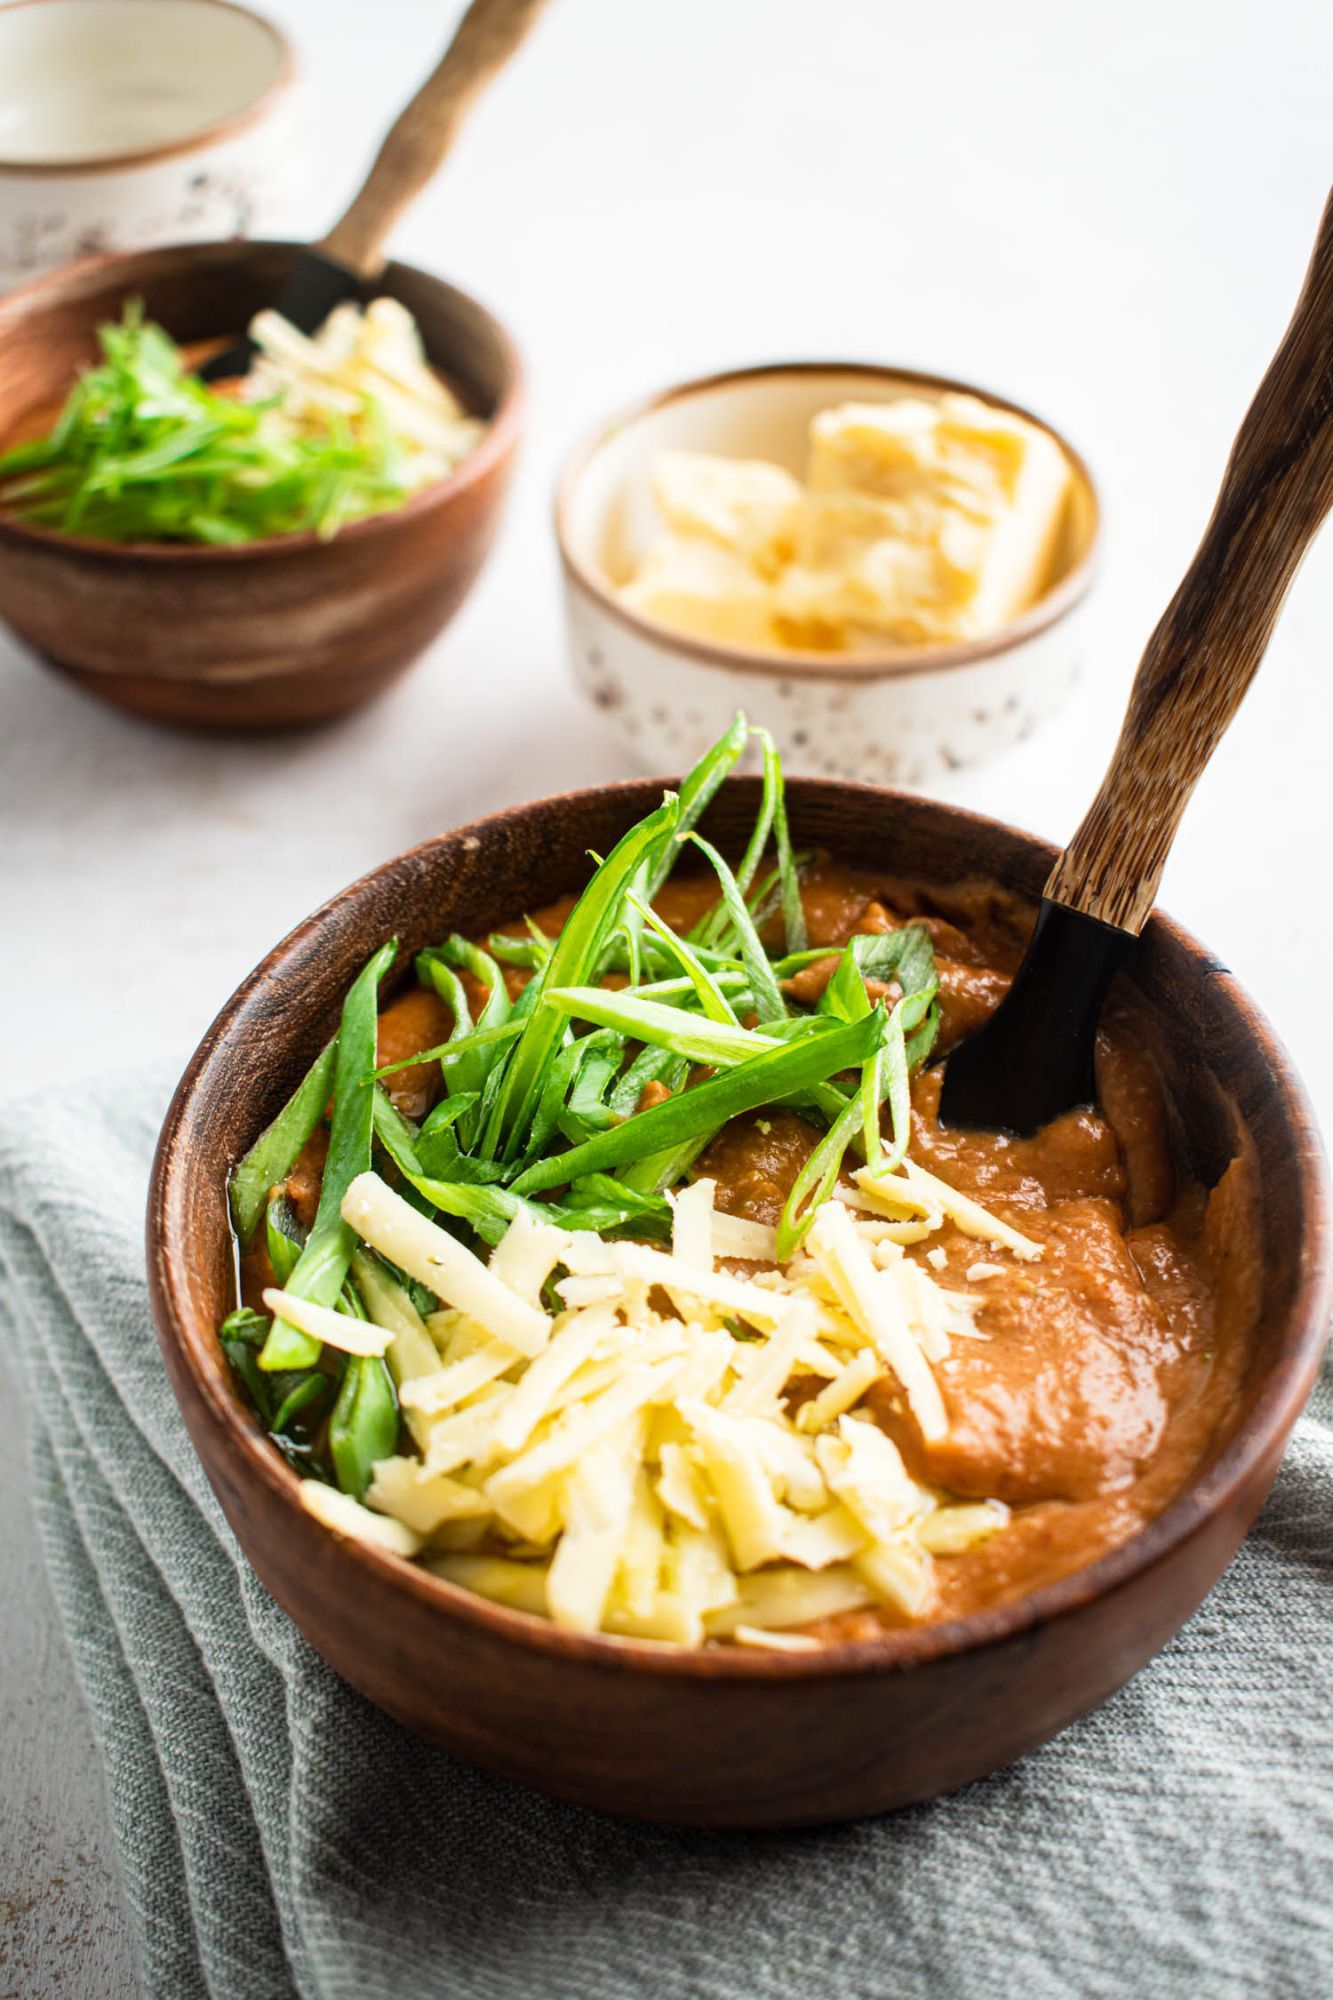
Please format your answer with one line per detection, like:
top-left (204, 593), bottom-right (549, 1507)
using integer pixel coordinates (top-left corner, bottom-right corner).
top-left (0, 240), bottom-right (522, 728)
top-left (147, 781), bottom-right (1332, 1826)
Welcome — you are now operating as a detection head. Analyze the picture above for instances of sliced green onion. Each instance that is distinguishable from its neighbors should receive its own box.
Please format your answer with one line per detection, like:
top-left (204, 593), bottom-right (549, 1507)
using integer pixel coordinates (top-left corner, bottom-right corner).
top-left (329, 1354), bottom-right (399, 1499)
top-left (617, 1132), bottom-right (713, 1199)
top-left (616, 715), bottom-right (751, 983)
top-left (0, 304), bottom-right (427, 546)
top-left (623, 889), bottom-right (739, 1025)
top-left (561, 1031), bottom-right (622, 1140)
top-left (220, 1306), bottom-right (268, 1348)
top-left (776, 1086), bottom-right (866, 1260)
top-left (414, 1092), bottom-right (479, 1177)
top-left (222, 1334), bottom-right (275, 1429)
top-left (759, 727), bottom-right (808, 953)
top-left (373, 1016), bottom-right (523, 1081)
top-left (545, 986), bottom-right (790, 1067)
top-left (415, 952), bottom-right (472, 1035)
top-left (564, 1175), bottom-right (672, 1230)
top-left (388, 1160), bottom-right (667, 1249)
top-left (487, 932), bottom-right (545, 969)
top-left (425, 937), bottom-right (510, 1030)
top-left (817, 940), bottom-right (876, 1026)
top-left (483, 796), bottom-right (679, 1160)
top-left (269, 1372), bottom-right (329, 1437)
top-left (643, 713), bottom-right (749, 903)
top-left (228, 1040), bottom-right (334, 1248)
top-left (512, 1012), bottom-right (885, 1195)
top-left (606, 1043), bottom-right (689, 1121)
top-left (259, 940), bottom-right (397, 1372)
top-left (685, 833), bottom-right (787, 1023)
top-left (264, 1192), bottom-right (305, 1286)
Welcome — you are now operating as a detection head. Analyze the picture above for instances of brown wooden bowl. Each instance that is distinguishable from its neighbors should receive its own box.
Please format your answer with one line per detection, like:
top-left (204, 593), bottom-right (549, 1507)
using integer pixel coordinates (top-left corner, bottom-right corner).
top-left (147, 780), bottom-right (1332, 1827)
top-left (0, 239), bottom-right (523, 728)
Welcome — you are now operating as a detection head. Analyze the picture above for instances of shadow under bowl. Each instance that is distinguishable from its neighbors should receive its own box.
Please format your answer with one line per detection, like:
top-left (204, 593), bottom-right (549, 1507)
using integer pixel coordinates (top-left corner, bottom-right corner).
top-left (148, 779), bottom-right (1330, 1826)
top-left (0, 238), bottom-right (523, 728)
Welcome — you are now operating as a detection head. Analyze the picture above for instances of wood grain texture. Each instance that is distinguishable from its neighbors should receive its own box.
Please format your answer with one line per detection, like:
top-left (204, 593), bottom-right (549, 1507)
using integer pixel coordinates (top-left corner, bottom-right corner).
top-left (146, 779), bottom-right (1332, 1829)
top-left (0, 240), bottom-right (523, 729)
top-left (318, 0), bottom-right (551, 277)
top-left (1046, 187), bottom-right (1333, 931)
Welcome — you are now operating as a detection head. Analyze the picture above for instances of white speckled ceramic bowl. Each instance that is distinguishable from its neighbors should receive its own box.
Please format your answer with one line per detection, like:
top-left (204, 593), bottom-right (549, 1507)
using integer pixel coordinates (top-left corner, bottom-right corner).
top-left (556, 362), bottom-right (1100, 785)
top-left (0, 0), bottom-right (294, 291)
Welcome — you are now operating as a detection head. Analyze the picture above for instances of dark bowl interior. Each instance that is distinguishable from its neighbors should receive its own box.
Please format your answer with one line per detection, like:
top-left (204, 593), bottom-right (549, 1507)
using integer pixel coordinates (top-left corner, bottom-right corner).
top-left (148, 779), bottom-right (1331, 1826)
top-left (0, 239), bottom-right (523, 727)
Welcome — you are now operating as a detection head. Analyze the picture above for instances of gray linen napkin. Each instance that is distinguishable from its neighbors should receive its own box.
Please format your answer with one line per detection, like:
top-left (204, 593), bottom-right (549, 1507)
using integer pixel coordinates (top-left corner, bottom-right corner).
top-left (2, 1076), bottom-right (1330, 2000)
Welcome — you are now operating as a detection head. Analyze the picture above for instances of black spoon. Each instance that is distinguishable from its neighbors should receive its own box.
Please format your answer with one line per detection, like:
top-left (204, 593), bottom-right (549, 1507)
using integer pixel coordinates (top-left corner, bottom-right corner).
top-left (940, 186), bottom-right (1333, 1135)
top-left (200, 0), bottom-right (549, 384)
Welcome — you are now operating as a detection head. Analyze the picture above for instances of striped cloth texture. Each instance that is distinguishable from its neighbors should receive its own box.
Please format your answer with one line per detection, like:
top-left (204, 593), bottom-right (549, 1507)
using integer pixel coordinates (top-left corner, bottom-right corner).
top-left (1, 1077), bottom-right (1329, 2000)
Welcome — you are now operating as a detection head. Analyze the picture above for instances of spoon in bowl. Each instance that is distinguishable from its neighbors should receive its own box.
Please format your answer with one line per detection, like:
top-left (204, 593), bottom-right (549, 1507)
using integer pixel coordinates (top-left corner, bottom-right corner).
top-left (939, 186), bottom-right (1333, 1135)
top-left (200, 0), bottom-right (550, 382)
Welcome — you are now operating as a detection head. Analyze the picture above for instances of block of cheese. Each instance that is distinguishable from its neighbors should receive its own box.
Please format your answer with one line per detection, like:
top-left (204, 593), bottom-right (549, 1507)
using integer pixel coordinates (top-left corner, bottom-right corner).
top-left (776, 486), bottom-right (996, 646)
top-left (799, 394), bottom-right (1072, 641)
top-left (650, 449), bottom-right (803, 577)
top-left (777, 544), bottom-right (947, 648)
top-left (616, 392), bottom-right (1072, 652)
top-left (620, 533), bottom-right (782, 649)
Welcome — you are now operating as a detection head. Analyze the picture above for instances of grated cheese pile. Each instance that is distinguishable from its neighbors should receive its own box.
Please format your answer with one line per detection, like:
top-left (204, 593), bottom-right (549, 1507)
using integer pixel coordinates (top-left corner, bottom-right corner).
top-left (246, 296), bottom-right (485, 490)
top-left (290, 1163), bottom-right (1043, 1648)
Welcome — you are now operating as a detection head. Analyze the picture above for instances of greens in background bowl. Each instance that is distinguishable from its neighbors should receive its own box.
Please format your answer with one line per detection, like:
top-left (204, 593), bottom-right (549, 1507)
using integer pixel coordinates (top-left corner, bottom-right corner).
top-left (0, 295), bottom-right (484, 545)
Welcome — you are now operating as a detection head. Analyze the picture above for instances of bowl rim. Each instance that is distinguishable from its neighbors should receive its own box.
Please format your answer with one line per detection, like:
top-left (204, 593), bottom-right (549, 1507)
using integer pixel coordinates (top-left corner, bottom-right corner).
top-left (149, 775), bottom-right (1332, 1685)
top-left (0, 238), bottom-right (524, 561)
top-left (553, 359), bottom-right (1102, 684)
top-left (0, 0), bottom-right (294, 178)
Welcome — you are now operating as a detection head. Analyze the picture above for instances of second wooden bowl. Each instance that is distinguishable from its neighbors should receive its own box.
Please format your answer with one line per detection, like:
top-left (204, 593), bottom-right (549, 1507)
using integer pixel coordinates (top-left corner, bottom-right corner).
top-left (147, 779), bottom-right (1331, 1826)
top-left (0, 239), bottom-right (523, 727)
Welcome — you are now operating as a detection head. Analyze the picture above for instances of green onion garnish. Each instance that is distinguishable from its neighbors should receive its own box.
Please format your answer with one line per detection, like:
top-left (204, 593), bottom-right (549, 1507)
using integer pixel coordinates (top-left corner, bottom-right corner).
top-left (224, 717), bottom-right (944, 1493)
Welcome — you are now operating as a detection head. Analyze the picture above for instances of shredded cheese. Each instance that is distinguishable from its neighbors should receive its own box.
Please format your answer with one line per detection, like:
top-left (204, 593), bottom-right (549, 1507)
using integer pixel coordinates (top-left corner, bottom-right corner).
top-left (342, 1174), bottom-right (551, 1356)
top-left (858, 1159), bottom-right (1044, 1262)
top-left (299, 1479), bottom-right (423, 1556)
top-left (805, 1204), bottom-right (949, 1441)
top-left (669, 1177), bottom-right (716, 1269)
top-left (248, 296), bottom-right (484, 489)
top-left (712, 1211), bottom-right (779, 1262)
top-left (302, 1160), bottom-right (1016, 1645)
top-left (733, 1625), bottom-right (822, 1652)
top-left (261, 1288), bottom-right (392, 1358)
top-left (795, 1348), bottom-right (883, 1432)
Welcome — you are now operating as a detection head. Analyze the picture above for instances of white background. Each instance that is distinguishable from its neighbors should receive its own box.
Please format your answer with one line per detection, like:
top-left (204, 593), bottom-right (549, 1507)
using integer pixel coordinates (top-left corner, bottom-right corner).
top-left (2, 2), bottom-right (1331, 1993)
top-left (2, 0), bottom-right (1332, 1129)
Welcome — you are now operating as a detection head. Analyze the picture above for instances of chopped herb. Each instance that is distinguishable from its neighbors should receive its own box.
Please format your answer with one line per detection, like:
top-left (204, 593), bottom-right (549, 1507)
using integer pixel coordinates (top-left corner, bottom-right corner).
top-left (220, 716), bottom-right (944, 1473)
top-left (259, 940), bottom-right (397, 1371)
top-left (0, 305), bottom-right (424, 545)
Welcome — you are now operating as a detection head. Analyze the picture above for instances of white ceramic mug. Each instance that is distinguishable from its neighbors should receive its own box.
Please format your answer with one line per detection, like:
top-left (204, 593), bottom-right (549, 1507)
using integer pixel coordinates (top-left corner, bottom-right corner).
top-left (0, 0), bottom-right (295, 291)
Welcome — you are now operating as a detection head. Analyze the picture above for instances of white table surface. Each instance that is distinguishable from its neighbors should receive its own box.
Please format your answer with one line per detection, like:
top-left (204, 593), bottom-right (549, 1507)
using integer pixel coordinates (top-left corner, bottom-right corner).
top-left (2, 1), bottom-right (1330, 1991)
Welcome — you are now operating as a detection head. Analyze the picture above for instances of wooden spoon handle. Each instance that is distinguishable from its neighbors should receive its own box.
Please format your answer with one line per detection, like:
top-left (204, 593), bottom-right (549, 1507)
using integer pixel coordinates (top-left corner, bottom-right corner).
top-left (317, 0), bottom-right (551, 277)
top-left (1045, 187), bottom-right (1333, 934)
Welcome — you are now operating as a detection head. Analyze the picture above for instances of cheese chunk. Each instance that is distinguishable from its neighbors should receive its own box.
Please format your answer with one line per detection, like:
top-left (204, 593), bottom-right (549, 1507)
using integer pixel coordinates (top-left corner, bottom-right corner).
top-left (651, 449), bottom-right (802, 575)
top-left (302, 1165), bottom-right (1020, 1645)
top-left (618, 391), bottom-right (1072, 653)
top-left (620, 534), bottom-right (782, 649)
top-left (798, 395), bottom-right (1071, 641)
